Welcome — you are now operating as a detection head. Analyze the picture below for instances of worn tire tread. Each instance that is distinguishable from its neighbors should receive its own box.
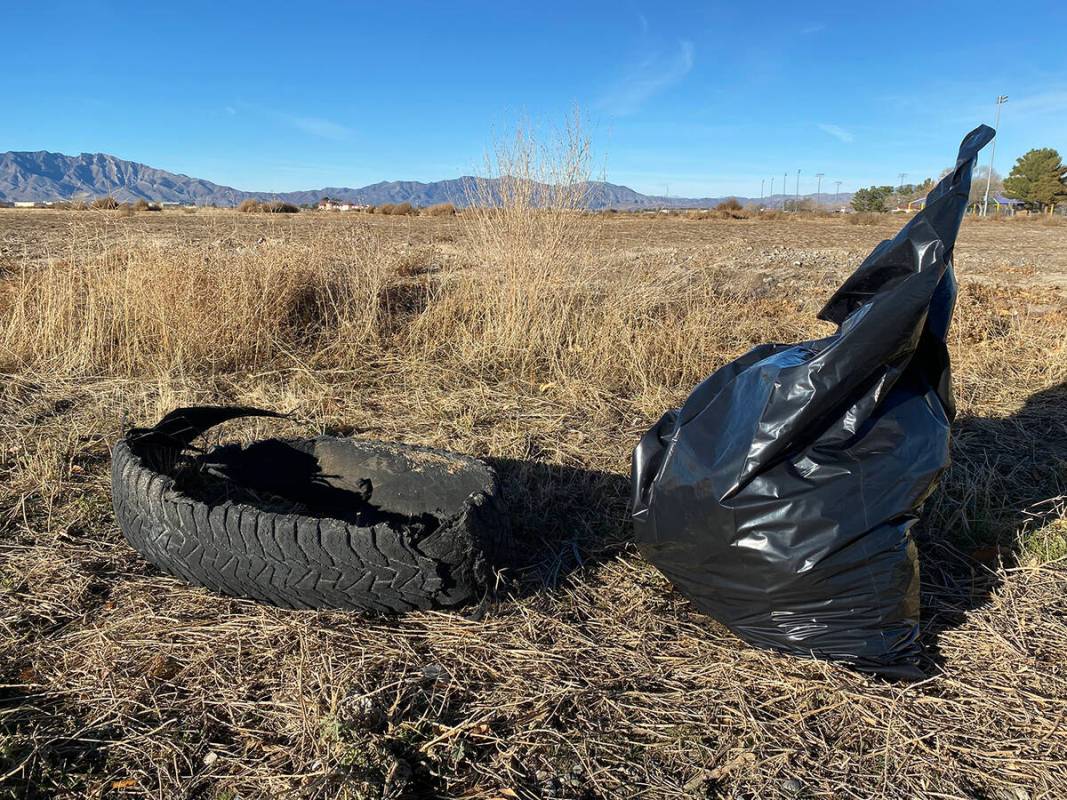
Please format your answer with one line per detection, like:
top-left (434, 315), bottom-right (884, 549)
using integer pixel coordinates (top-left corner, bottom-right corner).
top-left (111, 440), bottom-right (506, 613)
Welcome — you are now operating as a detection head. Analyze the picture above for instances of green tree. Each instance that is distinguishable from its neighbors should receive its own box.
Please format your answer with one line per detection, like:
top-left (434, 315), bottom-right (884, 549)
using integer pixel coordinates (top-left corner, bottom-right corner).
top-left (1003, 148), bottom-right (1067, 212)
top-left (850, 185), bottom-right (894, 212)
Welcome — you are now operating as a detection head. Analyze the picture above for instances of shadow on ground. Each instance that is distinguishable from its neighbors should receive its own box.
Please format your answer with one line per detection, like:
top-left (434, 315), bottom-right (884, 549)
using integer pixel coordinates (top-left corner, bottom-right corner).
top-left (483, 457), bottom-right (631, 598)
top-left (918, 381), bottom-right (1067, 666)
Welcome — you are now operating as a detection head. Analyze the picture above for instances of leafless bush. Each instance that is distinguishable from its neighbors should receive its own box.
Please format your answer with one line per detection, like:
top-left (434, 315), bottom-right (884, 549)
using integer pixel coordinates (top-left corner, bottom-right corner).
top-left (422, 202), bottom-right (456, 216)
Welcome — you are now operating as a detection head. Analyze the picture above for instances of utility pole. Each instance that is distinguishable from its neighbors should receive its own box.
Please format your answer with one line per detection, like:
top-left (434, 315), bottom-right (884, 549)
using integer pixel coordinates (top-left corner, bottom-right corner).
top-left (783, 172), bottom-right (787, 210)
top-left (760, 179), bottom-right (765, 203)
top-left (815, 173), bottom-right (824, 208)
top-left (795, 169), bottom-right (801, 212)
top-left (834, 180), bottom-right (842, 209)
top-left (769, 176), bottom-right (774, 200)
top-left (897, 173), bottom-right (907, 192)
top-left (982, 95), bottom-right (1008, 216)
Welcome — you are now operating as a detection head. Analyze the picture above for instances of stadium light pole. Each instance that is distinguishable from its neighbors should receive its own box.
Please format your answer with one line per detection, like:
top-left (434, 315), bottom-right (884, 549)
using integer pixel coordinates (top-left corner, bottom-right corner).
top-left (769, 176), bottom-right (774, 200)
top-left (834, 180), bottom-right (842, 209)
top-left (783, 172), bottom-right (788, 210)
top-left (815, 173), bottom-right (824, 209)
top-left (795, 169), bottom-right (801, 212)
top-left (760, 178), bottom-right (765, 203)
top-left (982, 95), bottom-right (1008, 216)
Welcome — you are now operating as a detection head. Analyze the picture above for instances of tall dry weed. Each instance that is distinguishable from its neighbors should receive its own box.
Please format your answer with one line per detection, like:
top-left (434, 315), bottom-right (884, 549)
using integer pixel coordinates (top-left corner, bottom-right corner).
top-left (0, 226), bottom-right (395, 375)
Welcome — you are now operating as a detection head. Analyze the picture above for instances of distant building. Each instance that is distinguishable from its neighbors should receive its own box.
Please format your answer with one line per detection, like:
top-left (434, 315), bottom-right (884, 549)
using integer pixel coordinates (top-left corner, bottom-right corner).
top-left (992, 194), bottom-right (1024, 214)
top-left (13, 200), bottom-right (41, 208)
top-left (317, 198), bottom-right (366, 211)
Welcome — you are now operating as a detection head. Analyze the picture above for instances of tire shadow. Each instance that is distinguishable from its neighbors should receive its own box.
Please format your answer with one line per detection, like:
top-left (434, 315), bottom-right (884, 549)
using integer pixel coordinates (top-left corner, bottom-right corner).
top-left (483, 457), bottom-right (631, 598)
top-left (918, 381), bottom-right (1067, 667)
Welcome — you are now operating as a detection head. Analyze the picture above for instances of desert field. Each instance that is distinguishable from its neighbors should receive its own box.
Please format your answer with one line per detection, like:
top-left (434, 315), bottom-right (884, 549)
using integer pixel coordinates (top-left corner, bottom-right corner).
top-left (1, 207), bottom-right (1065, 799)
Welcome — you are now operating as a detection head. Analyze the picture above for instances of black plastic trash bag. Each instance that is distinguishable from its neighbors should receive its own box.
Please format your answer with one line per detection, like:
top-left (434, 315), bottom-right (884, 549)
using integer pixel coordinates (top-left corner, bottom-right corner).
top-left (630, 126), bottom-right (994, 679)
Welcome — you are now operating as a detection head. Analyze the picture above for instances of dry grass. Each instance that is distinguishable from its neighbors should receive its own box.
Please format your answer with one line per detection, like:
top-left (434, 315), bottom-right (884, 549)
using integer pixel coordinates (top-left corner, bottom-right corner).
top-left (0, 157), bottom-right (1065, 797)
top-left (421, 203), bottom-right (456, 217)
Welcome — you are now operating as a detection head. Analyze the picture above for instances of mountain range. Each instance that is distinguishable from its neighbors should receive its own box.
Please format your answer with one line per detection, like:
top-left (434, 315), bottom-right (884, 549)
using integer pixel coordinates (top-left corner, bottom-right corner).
top-left (0, 151), bottom-right (850, 210)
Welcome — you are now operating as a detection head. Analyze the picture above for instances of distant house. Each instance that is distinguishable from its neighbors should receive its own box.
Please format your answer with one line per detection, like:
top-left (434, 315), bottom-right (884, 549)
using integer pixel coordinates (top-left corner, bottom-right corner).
top-left (13, 200), bottom-right (41, 208)
top-left (0, 200), bottom-right (13, 208)
top-left (317, 198), bottom-right (365, 211)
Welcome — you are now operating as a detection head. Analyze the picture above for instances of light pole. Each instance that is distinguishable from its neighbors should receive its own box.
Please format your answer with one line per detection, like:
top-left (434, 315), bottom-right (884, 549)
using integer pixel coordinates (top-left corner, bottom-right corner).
top-left (834, 180), bottom-right (842, 209)
top-left (769, 176), bottom-right (774, 200)
top-left (760, 179), bottom-right (765, 203)
top-left (783, 172), bottom-right (788, 210)
top-left (815, 173), bottom-right (824, 208)
top-left (982, 95), bottom-right (1008, 216)
top-left (795, 169), bottom-right (801, 212)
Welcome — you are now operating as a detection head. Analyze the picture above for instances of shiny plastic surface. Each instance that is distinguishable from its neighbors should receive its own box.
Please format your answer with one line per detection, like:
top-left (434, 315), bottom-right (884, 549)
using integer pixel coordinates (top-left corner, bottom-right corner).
top-left (631, 127), bottom-right (995, 678)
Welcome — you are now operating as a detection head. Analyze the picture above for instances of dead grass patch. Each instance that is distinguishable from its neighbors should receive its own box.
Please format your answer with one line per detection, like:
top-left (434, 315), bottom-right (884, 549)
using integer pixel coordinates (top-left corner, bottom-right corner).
top-left (0, 159), bottom-right (1065, 797)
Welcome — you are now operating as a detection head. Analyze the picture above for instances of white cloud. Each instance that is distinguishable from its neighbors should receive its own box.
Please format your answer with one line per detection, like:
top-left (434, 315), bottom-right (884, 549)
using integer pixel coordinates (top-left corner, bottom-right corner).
top-left (286, 115), bottom-right (352, 140)
top-left (801, 22), bottom-right (826, 34)
top-left (818, 123), bottom-right (854, 143)
top-left (597, 40), bottom-right (695, 116)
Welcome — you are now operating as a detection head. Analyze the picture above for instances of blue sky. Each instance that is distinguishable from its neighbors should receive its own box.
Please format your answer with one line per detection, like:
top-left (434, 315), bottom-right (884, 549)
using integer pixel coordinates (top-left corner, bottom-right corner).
top-left (3, 1), bottom-right (1065, 197)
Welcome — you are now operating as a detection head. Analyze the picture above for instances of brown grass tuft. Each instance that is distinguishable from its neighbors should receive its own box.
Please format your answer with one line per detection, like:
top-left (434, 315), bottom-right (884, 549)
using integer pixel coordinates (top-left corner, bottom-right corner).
top-left (422, 202), bottom-right (456, 217)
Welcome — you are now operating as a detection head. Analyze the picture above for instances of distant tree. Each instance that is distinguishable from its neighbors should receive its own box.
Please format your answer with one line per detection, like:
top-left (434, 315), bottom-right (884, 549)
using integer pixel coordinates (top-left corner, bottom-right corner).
top-left (850, 185), bottom-right (894, 212)
top-left (1003, 148), bottom-right (1067, 212)
top-left (717, 197), bottom-right (743, 212)
top-left (967, 166), bottom-right (1002, 206)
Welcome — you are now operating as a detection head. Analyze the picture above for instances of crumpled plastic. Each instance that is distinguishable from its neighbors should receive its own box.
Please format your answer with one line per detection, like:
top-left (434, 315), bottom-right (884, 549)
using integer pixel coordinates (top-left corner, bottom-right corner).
top-left (630, 126), bottom-right (995, 678)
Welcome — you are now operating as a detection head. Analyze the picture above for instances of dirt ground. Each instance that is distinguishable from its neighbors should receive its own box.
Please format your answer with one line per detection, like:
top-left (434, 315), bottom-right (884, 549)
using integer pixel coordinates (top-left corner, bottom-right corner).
top-left (0, 208), bottom-right (1065, 799)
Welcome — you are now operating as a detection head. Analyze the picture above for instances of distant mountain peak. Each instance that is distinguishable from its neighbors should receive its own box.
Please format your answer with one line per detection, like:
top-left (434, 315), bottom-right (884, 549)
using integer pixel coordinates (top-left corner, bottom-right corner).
top-left (0, 150), bottom-right (848, 209)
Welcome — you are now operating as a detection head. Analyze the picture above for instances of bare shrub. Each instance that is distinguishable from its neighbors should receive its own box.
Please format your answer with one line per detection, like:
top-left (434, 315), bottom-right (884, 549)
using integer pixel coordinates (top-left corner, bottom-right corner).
top-left (261, 201), bottom-right (300, 214)
top-left (405, 112), bottom-right (598, 377)
top-left (237, 199), bottom-right (261, 213)
top-left (91, 196), bottom-right (120, 210)
top-left (422, 202), bottom-right (456, 216)
top-left (377, 202), bottom-right (416, 216)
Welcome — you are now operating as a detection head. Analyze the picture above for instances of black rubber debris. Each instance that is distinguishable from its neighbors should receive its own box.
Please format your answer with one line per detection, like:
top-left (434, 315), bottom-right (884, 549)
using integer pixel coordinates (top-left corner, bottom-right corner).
top-left (112, 406), bottom-right (510, 613)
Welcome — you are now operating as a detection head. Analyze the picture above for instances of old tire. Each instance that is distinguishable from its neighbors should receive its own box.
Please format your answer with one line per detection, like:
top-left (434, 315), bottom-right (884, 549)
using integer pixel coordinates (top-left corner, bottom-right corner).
top-left (111, 436), bottom-right (509, 613)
